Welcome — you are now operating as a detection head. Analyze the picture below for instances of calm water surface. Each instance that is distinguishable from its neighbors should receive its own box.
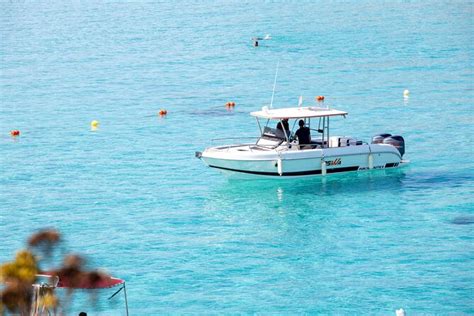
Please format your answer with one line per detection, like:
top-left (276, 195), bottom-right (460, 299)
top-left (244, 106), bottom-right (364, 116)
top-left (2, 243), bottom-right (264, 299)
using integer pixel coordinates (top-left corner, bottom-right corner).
top-left (1, 1), bottom-right (473, 314)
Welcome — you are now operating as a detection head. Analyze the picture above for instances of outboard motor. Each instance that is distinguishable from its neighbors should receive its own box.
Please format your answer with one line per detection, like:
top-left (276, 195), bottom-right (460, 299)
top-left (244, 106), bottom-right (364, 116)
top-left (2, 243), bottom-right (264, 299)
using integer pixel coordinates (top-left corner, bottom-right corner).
top-left (371, 133), bottom-right (392, 144)
top-left (383, 135), bottom-right (405, 157)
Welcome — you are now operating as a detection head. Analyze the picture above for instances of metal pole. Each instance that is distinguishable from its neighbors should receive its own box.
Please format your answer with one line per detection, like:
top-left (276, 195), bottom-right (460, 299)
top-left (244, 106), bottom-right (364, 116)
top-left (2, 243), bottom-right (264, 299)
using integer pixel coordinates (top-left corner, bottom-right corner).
top-left (123, 283), bottom-right (129, 316)
top-left (30, 285), bottom-right (38, 316)
top-left (322, 117), bottom-right (325, 147)
top-left (256, 117), bottom-right (262, 136)
top-left (327, 117), bottom-right (330, 147)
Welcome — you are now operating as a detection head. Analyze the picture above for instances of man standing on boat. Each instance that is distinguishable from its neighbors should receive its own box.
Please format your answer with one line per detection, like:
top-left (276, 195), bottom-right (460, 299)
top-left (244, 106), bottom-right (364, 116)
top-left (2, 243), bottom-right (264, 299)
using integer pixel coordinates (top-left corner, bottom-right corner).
top-left (295, 119), bottom-right (311, 149)
top-left (276, 118), bottom-right (290, 138)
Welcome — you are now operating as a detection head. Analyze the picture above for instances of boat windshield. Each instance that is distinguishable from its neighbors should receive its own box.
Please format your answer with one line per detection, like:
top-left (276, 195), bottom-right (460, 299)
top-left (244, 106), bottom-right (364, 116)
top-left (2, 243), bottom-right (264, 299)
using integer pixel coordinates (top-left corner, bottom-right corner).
top-left (261, 126), bottom-right (285, 139)
top-left (255, 114), bottom-right (334, 149)
top-left (255, 126), bottom-right (285, 148)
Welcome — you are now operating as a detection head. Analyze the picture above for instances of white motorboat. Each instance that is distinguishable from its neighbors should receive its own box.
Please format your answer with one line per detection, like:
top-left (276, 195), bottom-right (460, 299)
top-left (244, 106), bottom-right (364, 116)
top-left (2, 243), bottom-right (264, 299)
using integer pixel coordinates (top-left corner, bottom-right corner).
top-left (196, 105), bottom-right (407, 178)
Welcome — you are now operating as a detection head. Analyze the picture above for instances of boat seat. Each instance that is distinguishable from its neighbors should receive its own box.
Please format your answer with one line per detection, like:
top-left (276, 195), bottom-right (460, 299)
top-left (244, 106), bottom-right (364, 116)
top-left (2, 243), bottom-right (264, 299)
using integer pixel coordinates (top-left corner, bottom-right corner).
top-left (301, 142), bottom-right (322, 150)
top-left (309, 139), bottom-right (326, 148)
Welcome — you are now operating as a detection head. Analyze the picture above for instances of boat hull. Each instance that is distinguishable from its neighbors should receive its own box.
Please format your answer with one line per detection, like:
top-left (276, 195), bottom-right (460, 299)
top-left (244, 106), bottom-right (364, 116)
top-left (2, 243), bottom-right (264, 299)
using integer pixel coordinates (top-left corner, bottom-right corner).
top-left (200, 144), bottom-right (403, 178)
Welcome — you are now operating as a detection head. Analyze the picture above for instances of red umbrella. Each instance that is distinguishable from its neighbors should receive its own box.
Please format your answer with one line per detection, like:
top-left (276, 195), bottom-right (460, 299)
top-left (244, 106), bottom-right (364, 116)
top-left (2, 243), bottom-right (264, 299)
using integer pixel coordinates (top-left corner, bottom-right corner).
top-left (38, 272), bottom-right (128, 315)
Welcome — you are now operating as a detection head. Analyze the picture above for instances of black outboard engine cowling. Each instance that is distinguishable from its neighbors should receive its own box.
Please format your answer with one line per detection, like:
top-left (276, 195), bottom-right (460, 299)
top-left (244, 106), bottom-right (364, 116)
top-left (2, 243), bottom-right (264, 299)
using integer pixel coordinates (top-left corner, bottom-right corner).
top-left (383, 135), bottom-right (405, 157)
top-left (371, 133), bottom-right (392, 144)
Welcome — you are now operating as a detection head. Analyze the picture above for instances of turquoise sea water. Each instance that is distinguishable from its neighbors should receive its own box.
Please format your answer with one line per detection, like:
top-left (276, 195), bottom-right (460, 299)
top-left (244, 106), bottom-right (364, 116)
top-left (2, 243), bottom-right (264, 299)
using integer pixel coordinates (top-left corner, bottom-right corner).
top-left (1, 1), bottom-right (473, 314)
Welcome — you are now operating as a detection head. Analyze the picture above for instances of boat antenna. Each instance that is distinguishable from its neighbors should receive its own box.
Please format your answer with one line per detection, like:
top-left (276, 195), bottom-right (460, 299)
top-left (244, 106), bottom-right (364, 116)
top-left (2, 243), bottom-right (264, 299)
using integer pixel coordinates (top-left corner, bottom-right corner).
top-left (270, 61), bottom-right (279, 109)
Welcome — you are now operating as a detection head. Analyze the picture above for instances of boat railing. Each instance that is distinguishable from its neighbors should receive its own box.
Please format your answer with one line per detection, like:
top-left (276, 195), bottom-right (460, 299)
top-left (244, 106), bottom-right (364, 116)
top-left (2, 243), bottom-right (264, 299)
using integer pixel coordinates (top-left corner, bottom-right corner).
top-left (208, 136), bottom-right (286, 152)
top-left (34, 274), bottom-right (59, 288)
top-left (210, 137), bottom-right (257, 142)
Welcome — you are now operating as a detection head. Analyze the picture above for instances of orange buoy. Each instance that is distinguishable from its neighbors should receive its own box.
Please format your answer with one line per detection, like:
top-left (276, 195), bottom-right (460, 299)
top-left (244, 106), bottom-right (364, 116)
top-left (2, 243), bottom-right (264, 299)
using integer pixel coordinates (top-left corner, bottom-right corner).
top-left (10, 130), bottom-right (20, 137)
top-left (316, 96), bottom-right (325, 102)
top-left (159, 109), bottom-right (167, 116)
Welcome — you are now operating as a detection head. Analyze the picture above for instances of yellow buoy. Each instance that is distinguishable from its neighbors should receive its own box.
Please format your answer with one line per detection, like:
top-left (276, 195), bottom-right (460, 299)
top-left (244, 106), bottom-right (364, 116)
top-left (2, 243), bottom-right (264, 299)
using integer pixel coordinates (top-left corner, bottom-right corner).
top-left (90, 120), bottom-right (100, 128)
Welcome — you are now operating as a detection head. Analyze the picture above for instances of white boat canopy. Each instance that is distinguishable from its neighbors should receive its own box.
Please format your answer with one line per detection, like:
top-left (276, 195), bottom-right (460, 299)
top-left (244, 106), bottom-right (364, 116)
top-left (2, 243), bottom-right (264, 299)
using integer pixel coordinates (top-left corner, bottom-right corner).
top-left (250, 106), bottom-right (348, 119)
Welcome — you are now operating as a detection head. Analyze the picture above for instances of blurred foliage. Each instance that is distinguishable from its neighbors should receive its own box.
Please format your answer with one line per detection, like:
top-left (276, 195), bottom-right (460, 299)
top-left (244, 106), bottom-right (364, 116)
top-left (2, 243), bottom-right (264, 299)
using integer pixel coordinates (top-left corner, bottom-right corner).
top-left (0, 250), bottom-right (38, 284)
top-left (0, 229), bottom-right (113, 315)
top-left (1, 249), bottom-right (40, 315)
